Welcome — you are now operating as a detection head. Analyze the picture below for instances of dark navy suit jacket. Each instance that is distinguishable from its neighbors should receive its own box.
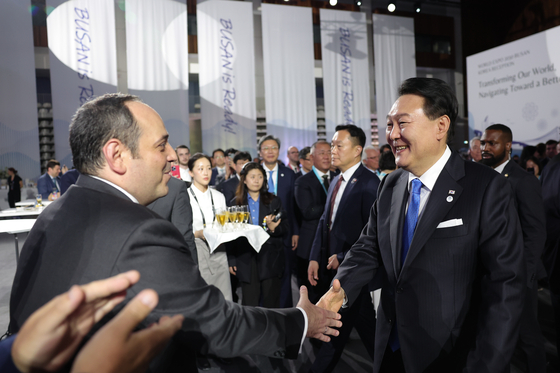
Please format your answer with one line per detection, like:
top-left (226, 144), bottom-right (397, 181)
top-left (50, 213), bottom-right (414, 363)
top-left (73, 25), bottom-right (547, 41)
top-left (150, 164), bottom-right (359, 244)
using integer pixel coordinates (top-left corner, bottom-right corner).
top-left (272, 163), bottom-right (299, 244)
top-left (36, 173), bottom-right (61, 199)
top-left (217, 176), bottom-right (239, 207)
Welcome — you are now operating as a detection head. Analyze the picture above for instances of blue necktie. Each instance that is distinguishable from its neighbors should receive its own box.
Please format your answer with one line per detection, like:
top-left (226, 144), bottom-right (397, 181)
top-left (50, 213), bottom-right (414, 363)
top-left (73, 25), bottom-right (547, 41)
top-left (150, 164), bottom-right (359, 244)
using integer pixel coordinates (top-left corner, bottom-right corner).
top-left (268, 171), bottom-right (275, 194)
top-left (389, 178), bottom-right (422, 352)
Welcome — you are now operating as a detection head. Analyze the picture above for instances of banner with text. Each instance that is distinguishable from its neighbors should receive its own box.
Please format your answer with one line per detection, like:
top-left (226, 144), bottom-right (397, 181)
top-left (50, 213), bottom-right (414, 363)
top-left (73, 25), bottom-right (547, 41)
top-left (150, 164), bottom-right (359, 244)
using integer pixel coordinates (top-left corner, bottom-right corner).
top-left (197, 1), bottom-right (255, 155)
top-left (126, 0), bottom-right (190, 149)
top-left (373, 14), bottom-right (416, 145)
top-left (47, 0), bottom-right (118, 167)
top-left (320, 9), bottom-right (371, 142)
top-left (262, 4), bottom-right (317, 151)
top-left (0, 0), bottom-right (41, 180)
top-left (467, 25), bottom-right (560, 144)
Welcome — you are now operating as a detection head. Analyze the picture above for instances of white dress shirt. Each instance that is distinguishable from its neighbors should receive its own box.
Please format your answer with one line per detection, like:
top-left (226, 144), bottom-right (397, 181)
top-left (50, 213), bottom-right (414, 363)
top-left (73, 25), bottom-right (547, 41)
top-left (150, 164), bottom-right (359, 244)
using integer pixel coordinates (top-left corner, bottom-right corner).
top-left (493, 159), bottom-right (510, 174)
top-left (262, 163), bottom-right (279, 195)
top-left (179, 167), bottom-right (192, 182)
top-left (331, 161), bottom-right (361, 225)
top-left (90, 176), bottom-right (139, 203)
top-left (189, 186), bottom-right (227, 231)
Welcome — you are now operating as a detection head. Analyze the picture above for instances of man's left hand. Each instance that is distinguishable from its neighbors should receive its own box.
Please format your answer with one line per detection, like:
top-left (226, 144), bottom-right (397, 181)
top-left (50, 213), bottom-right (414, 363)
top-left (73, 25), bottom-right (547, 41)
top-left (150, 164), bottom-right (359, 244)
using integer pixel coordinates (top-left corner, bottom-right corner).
top-left (292, 235), bottom-right (299, 250)
top-left (326, 254), bottom-right (339, 270)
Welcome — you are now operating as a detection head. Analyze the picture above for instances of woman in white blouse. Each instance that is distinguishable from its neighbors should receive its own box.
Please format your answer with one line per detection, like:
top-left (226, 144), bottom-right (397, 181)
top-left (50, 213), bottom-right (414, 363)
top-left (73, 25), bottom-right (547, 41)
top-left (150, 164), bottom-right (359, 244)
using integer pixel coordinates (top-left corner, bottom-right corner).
top-left (188, 153), bottom-right (232, 301)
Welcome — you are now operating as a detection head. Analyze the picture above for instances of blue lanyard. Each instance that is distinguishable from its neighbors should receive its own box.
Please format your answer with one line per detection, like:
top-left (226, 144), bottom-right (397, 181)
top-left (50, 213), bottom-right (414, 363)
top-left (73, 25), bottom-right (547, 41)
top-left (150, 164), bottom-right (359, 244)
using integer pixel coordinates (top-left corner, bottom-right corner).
top-left (312, 166), bottom-right (328, 194)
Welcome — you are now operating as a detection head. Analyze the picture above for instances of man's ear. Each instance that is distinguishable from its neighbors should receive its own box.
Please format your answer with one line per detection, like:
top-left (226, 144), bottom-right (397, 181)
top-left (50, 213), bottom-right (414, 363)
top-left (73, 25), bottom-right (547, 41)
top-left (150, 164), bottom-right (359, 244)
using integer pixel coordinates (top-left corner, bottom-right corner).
top-left (506, 141), bottom-right (512, 155)
top-left (436, 115), bottom-right (451, 141)
top-left (102, 139), bottom-right (128, 175)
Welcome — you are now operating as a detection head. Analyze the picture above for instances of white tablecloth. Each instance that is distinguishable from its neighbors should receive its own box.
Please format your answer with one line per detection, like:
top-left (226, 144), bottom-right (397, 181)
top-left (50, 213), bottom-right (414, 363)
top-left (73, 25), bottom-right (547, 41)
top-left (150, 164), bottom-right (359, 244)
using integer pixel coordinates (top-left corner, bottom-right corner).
top-left (204, 224), bottom-right (270, 253)
top-left (0, 219), bottom-right (36, 234)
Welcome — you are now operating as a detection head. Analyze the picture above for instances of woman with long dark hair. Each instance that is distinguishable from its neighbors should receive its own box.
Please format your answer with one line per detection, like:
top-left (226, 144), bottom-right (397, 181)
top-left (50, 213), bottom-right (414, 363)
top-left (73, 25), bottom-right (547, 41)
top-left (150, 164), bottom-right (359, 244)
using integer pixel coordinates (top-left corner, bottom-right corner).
top-left (228, 162), bottom-right (288, 307)
top-left (8, 167), bottom-right (23, 208)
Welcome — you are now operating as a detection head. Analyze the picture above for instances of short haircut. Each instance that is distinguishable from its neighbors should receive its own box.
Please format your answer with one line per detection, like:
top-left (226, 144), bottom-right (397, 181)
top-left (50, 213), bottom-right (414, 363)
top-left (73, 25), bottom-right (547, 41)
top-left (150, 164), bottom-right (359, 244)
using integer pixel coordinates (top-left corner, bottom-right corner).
top-left (398, 77), bottom-right (458, 144)
top-left (469, 137), bottom-right (480, 148)
top-left (212, 148), bottom-right (225, 158)
top-left (176, 145), bottom-right (190, 152)
top-left (311, 141), bottom-right (330, 154)
top-left (188, 152), bottom-right (212, 171)
top-left (379, 150), bottom-right (396, 171)
top-left (46, 159), bottom-right (60, 170)
top-left (362, 145), bottom-right (379, 161)
top-left (298, 147), bottom-right (311, 160)
top-left (546, 139), bottom-right (558, 146)
top-left (335, 124), bottom-right (366, 150)
top-left (485, 124), bottom-right (512, 143)
top-left (535, 143), bottom-right (546, 156)
top-left (8, 167), bottom-right (17, 174)
top-left (225, 148), bottom-right (238, 158)
top-left (258, 134), bottom-right (281, 151)
top-left (233, 151), bottom-right (252, 164)
top-left (69, 93), bottom-right (141, 175)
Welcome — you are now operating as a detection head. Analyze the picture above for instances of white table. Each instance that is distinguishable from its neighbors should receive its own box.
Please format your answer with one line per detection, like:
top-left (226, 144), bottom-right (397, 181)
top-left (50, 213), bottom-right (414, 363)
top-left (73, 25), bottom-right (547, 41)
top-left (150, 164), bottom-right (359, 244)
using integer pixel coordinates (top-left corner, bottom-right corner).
top-left (0, 208), bottom-right (44, 218)
top-left (0, 219), bottom-right (36, 261)
top-left (16, 200), bottom-right (52, 207)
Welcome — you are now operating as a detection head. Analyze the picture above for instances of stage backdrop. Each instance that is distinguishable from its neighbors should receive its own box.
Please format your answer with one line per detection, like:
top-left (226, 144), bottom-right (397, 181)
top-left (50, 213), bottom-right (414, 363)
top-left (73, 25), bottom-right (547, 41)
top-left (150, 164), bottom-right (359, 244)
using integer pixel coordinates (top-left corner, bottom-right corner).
top-left (197, 0), bottom-right (256, 155)
top-left (261, 4), bottom-right (317, 152)
top-left (320, 9), bottom-right (371, 142)
top-left (373, 14), bottom-right (416, 145)
top-left (467, 25), bottom-right (560, 144)
top-left (47, 0), bottom-right (118, 167)
top-left (0, 0), bottom-right (41, 180)
top-left (126, 0), bottom-right (190, 149)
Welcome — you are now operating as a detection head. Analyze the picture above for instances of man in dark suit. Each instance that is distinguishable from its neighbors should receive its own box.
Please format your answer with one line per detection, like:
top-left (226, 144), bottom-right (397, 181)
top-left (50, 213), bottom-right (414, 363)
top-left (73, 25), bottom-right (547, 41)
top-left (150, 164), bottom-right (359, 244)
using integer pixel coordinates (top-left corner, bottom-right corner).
top-left (294, 141), bottom-right (334, 300)
top-left (318, 78), bottom-right (525, 373)
top-left (147, 176), bottom-right (198, 263)
top-left (307, 125), bottom-right (379, 372)
top-left (36, 159), bottom-right (61, 200)
top-left (480, 124), bottom-right (546, 372)
top-left (217, 151), bottom-right (251, 206)
top-left (295, 147), bottom-right (313, 179)
top-left (210, 149), bottom-right (229, 186)
top-left (9, 93), bottom-right (341, 372)
top-left (259, 134), bottom-right (299, 308)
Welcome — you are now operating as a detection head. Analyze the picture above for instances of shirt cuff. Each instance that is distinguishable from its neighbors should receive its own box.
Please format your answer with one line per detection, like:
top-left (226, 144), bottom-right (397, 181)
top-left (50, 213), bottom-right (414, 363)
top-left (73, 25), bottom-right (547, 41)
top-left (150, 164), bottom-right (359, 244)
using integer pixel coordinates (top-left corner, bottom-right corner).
top-left (296, 307), bottom-right (308, 353)
top-left (341, 293), bottom-right (349, 308)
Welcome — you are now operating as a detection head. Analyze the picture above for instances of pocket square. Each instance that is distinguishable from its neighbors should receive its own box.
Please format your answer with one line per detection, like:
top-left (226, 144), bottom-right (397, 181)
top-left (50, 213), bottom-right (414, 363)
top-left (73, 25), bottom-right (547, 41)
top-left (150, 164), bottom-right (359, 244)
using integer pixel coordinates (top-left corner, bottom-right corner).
top-left (437, 218), bottom-right (463, 228)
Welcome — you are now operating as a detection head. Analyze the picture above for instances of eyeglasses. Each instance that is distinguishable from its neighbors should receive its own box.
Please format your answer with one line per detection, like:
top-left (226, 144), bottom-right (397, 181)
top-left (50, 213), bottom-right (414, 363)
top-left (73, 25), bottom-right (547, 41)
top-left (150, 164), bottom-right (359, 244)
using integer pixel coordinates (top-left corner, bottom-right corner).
top-left (262, 146), bottom-right (278, 152)
top-left (214, 155), bottom-right (224, 159)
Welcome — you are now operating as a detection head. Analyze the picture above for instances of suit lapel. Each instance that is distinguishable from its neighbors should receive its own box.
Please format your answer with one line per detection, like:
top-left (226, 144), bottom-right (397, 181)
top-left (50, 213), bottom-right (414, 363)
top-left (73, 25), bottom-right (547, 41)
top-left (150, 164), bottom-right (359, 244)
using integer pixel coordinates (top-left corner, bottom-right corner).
top-left (400, 153), bottom-right (465, 275)
top-left (336, 165), bottom-right (364, 216)
top-left (390, 172), bottom-right (409, 278)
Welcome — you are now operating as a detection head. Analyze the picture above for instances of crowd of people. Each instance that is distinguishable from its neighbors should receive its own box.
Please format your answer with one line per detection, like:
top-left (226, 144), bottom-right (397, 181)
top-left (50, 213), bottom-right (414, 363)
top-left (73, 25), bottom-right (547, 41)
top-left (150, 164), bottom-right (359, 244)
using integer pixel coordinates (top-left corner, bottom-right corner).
top-left (2, 77), bottom-right (560, 373)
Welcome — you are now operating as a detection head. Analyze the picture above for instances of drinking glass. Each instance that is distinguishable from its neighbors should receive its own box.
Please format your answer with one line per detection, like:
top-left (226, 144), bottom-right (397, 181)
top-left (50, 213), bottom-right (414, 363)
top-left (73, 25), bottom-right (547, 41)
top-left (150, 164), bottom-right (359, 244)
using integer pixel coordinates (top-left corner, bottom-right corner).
top-left (214, 207), bottom-right (226, 232)
top-left (242, 205), bottom-right (250, 228)
top-left (36, 194), bottom-right (43, 208)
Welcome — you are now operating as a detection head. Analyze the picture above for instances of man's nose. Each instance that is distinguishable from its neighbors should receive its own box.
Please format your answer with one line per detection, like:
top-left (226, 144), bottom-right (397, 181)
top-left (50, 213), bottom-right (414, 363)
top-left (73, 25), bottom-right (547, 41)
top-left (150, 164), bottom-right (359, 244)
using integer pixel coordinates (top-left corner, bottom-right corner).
top-left (388, 124), bottom-right (401, 141)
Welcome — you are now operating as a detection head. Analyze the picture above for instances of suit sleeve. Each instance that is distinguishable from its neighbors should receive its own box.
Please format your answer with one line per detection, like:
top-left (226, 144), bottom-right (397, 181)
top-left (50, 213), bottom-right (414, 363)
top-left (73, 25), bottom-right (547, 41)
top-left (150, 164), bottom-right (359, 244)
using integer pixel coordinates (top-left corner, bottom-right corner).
top-left (294, 178), bottom-right (324, 221)
top-left (309, 210), bottom-right (327, 263)
top-left (288, 174), bottom-right (299, 236)
top-left (170, 182), bottom-right (198, 264)
top-left (0, 335), bottom-right (20, 373)
top-left (515, 174), bottom-right (546, 287)
top-left (466, 173), bottom-right (525, 371)
top-left (37, 177), bottom-right (50, 199)
top-left (115, 219), bottom-right (305, 359)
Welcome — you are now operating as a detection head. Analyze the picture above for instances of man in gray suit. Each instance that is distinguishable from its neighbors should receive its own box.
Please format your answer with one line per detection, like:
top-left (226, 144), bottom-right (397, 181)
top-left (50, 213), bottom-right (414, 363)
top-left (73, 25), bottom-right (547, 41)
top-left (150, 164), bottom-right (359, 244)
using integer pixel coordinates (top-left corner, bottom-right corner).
top-left (9, 93), bottom-right (341, 372)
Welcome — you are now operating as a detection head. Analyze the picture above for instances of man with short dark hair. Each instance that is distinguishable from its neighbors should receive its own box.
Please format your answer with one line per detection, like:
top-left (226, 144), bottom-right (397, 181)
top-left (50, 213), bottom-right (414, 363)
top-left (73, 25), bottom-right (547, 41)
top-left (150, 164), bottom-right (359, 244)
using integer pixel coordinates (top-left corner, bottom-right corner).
top-left (546, 139), bottom-right (558, 161)
top-left (307, 125), bottom-right (379, 372)
top-left (10, 93), bottom-right (342, 372)
top-left (318, 78), bottom-right (524, 372)
top-left (481, 124), bottom-right (546, 373)
top-left (37, 159), bottom-right (61, 200)
top-left (175, 145), bottom-right (192, 182)
top-left (217, 151), bottom-right (252, 205)
top-left (210, 149), bottom-right (228, 186)
top-left (297, 147), bottom-right (312, 177)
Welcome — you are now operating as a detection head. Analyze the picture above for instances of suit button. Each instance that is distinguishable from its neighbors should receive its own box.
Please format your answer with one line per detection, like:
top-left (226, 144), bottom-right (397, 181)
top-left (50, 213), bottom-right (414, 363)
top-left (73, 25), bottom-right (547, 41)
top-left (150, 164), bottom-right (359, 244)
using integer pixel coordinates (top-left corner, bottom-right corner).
top-left (397, 287), bottom-right (403, 294)
top-left (274, 350), bottom-right (285, 358)
top-left (388, 319), bottom-right (393, 324)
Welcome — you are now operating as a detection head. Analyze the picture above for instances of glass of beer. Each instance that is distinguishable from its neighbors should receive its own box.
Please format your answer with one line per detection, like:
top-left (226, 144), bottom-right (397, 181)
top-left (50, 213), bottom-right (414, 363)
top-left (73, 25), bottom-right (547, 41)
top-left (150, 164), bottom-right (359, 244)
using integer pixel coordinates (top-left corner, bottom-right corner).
top-left (36, 194), bottom-right (43, 208)
top-left (243, 206), bottom-right (250, 226)
top-left (215, 207), bottom-right (227, 232)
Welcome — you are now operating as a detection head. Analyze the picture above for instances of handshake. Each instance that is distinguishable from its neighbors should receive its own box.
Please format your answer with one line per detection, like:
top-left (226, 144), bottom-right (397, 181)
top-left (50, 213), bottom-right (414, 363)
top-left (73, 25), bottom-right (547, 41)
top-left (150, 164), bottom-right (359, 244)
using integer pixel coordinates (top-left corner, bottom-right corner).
top-left (7, 274), bottom-right (346, 373)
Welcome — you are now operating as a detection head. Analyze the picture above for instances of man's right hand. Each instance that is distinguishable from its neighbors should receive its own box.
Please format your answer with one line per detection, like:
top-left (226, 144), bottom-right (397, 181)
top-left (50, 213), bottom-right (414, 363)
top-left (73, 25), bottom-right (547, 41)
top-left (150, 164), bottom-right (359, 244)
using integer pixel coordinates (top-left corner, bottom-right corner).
top-left (316, 279), bottom-right (345, 313)
top-left (296, 286), bottom-right (342, 342)
top-left (307, 260), bottom-right (319, 286)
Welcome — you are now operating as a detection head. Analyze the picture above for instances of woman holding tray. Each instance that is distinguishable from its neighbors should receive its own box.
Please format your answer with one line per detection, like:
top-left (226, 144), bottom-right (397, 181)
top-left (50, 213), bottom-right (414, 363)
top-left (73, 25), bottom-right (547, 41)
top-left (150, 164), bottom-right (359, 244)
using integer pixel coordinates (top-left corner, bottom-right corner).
top-left (229, 162), bottom-right (288, 308)
top-left (188, 153), bottom-right (232, 301)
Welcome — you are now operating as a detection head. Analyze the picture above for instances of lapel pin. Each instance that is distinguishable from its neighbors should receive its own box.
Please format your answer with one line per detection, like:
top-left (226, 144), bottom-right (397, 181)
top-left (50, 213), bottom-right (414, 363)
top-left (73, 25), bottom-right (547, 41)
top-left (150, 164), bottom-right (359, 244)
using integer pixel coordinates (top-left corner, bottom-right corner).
top-left (351, 178), bottom-right (357, 184)
top-left (504, 173), bottom-right (509, 178)
top-left (448, 190), bottom-right (455, 195)
top-left (280, 173), bottom-right (284, 177)
top-left (446, 196), bottom-right (453, 202)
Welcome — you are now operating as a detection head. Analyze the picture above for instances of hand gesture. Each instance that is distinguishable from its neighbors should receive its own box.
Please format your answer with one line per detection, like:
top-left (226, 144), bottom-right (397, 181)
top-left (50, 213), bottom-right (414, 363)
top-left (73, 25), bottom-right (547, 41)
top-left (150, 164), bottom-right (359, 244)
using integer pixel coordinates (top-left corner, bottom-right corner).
top-left (12, 271), bottom-right (140, 373)
top-left (307, 260), bottom-right (319, 286)
top-left (316, 279), bottom-right (346, 313)
top-left (326, 254), bottom-right (339, 271)
top-left (296, 286), bottom-right (342, 342)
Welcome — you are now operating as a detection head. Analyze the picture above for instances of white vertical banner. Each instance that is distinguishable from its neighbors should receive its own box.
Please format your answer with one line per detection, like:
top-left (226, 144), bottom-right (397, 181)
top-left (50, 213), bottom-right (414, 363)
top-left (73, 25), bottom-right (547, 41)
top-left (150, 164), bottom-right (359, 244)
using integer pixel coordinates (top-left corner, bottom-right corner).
top-left (126, 0), bottom-right (190, 149)
top-left (0, 0), bottom-right (41, 180)
top-left (320, 9), bottom-right (371, 142)
top-left (261, 4), bottom-right (317, 151)
top-left (197, 1), bottom-right (256, 155)
top-left (47, 0), bottom-right (118, 167)
top-left (373, 14), bottom-right (416, 144)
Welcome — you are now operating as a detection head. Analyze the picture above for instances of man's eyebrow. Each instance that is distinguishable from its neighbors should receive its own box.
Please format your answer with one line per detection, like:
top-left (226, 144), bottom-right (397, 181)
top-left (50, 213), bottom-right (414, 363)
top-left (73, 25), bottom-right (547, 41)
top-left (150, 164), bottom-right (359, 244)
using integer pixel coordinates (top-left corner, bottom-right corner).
top-left (386, 113), bottom-right (412, 121)
top-left (154, 134), bottom-right (169, 146)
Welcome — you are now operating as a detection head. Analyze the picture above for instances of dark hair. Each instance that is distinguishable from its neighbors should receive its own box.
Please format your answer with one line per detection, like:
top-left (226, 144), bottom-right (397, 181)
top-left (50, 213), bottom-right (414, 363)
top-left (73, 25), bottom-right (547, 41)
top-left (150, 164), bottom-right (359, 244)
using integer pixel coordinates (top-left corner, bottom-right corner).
top-left (335, 124), bottom-right (366, 151)
top-left (212, 148), bottom-right (225, 158)
top-left (234, 162), bottom-right (274, 206)
top-left (224, 148), bottom-right (238, 158)
top-left (546, 139), bottom-right (558, 146)
top-left (380, 144), bottom-right (392, 153)
top-left (69, 93), bottom-right (142, 175)
top-left (485, 124), bottom-right (512, 143)
top-left (187, 152), bottom-right (212, 171)
top-left (535, 143), bottom-right (546, 157)
top-left (8, 167), bottom-right (17, 174)
top-left (176, 145), bottom-right (190, 152)
top-left (379, 151), bottom-right (396, 171)
top-left (524, 156), bottom-right (542, 175)
top-left (520, 145), bottom-right (536, 167)
top-left (398, 77), bottom-right (458, 144)
top-left (298, 147), bottom-right (311, 160)
top-left (46, 159), bottom-right (60, 170)
top-left (233, 151), bottom-right (252, 164)
top-left (258, 135), bottom-right (281, 151)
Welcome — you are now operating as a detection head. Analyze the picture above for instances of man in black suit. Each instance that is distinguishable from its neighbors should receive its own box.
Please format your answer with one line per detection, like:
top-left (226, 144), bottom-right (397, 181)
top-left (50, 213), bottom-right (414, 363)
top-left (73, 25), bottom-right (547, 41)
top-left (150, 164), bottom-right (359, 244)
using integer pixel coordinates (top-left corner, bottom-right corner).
top-left (307, 126), bottom-right (380, 372)
top-left (9, 93), bottom-right (341, 372)
top-left (318, 78), bottom-right (525, 373)
top-left (295, 146), bottom-right (313, 179)
top-left (480, 124), bottom-right (546, 373)
top-left (259, 134), bottom-right (299, 307)
top-left (294, 141), bottom-right (334, 300)
top-left (217, 151), bottom-right (251, 206)
top-left (147, 176), bottom-right (198, 263)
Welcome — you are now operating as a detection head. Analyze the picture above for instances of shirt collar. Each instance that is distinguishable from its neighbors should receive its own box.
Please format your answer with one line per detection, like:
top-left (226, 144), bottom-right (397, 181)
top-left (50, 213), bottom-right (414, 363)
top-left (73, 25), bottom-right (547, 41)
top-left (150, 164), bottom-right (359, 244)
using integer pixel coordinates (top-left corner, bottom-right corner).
top-left (263, 163), bottom-right (278, 172)
top-left (247, 192), bottom-right (259, 203)
top-left (493, 159), bottom-right (510, 174)
top-left (90, 176), bottom-right (139, 204)
top-left (407, 146), bottom-right (452, 192)
top-left (312, 166), bottom-right (328, 178)
top-left (192, 184), bottom-right (210, 197)
top-left (341, 162), bottom-right (361, 182)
